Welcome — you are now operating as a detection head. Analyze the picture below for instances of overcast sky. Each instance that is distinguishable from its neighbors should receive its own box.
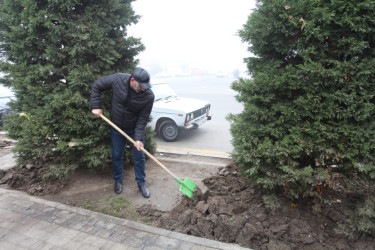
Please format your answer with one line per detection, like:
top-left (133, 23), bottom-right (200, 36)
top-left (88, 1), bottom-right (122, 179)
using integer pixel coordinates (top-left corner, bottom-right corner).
top-left (127, 0), bottom-right (257, 74)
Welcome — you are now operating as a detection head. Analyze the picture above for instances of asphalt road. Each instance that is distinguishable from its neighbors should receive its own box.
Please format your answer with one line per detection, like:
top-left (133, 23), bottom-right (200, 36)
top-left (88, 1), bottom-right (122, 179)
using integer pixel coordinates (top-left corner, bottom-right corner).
top-left (152, 74), bottom-right (243, 156)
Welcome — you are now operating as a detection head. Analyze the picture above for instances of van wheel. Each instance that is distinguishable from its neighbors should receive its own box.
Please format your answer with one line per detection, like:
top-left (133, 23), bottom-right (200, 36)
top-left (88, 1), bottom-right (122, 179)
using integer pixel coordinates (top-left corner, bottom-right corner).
top-left (159, 120), bottom-right (179, 142)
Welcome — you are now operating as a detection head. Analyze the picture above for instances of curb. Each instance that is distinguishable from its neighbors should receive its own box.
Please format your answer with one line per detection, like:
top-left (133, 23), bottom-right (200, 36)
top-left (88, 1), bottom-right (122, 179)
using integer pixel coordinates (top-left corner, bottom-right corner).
top-left (156, 147), bottom-right (231, 159)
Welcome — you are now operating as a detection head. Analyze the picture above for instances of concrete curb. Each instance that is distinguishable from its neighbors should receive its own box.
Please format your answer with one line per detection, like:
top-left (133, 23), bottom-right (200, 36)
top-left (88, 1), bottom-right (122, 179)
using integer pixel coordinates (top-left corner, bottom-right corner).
top-left (156, 147), bottom-right (232, 159)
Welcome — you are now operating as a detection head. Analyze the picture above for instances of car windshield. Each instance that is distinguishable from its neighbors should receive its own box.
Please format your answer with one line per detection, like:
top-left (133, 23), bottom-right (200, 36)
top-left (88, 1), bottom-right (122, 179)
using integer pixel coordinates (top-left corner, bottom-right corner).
top-left (152, 83), bottom-right (178, 101)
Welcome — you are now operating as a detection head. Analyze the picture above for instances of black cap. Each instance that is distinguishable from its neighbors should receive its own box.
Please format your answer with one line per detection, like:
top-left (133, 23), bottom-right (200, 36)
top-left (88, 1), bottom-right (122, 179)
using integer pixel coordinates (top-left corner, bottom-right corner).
top-left (132, 67), bottom-right (152, 89)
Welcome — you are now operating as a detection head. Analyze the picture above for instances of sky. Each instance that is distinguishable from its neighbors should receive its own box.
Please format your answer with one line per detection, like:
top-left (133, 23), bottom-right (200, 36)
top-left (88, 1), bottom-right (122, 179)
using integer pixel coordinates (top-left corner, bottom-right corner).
top-left (127, 0), bottom-right (257, 75)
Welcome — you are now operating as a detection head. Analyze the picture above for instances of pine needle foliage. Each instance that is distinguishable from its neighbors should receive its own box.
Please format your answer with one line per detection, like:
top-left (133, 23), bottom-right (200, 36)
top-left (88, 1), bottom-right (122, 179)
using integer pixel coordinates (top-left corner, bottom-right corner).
top-left (0, 0), bottom-right (155, 177)
top-left (229, 0), bottom-right (375, 236)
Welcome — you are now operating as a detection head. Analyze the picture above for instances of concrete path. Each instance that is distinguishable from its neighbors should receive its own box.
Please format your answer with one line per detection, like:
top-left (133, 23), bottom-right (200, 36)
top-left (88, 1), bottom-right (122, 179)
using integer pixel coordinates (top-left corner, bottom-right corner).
top-left (0, 184), bottom-right (247, 250)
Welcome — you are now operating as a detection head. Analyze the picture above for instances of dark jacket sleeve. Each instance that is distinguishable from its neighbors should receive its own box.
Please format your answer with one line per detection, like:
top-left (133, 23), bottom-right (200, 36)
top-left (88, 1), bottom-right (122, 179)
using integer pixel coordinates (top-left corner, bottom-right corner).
top-left (134, 91), bottom-right (155, 141)
top-left (90, 74), bottom-right (118, 109)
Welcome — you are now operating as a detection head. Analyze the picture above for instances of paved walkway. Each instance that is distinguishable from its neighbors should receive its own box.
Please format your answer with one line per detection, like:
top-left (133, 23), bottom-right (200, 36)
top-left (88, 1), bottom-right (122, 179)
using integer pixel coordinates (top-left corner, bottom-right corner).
top-left (0, 188), bottom-right (247, 250)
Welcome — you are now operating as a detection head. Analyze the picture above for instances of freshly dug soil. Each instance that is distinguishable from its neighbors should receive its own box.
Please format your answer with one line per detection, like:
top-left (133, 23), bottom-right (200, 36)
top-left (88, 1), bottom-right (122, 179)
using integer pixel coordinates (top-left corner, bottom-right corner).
top-left (0, 164), bottom-right (71, 195)
top-left (1, 137), bottom-right (374, 249)
top-left (0, 132), bottom-right (70, 194)
top-left (137, 163), bottom-right (375, 249)
top-left (0, 138), bottom-right (14, 157)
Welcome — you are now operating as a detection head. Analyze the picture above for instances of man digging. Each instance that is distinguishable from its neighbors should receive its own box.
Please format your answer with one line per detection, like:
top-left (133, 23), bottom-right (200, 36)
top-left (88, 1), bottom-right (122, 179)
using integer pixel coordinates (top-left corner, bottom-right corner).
top-left (90, 67), bottom-right (155, 198)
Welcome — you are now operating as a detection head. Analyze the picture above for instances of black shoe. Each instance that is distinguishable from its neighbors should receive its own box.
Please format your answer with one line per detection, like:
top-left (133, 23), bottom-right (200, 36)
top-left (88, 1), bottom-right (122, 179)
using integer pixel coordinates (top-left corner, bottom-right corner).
top-left (138, 185), bottom-right (150, 198)
top-left (114, 182), bottom-right (122, 194)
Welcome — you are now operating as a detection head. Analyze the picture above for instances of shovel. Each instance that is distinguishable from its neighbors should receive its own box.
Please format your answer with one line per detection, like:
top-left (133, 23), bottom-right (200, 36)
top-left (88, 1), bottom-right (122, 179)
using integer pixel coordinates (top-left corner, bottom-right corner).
top-left (99, 114), bottom-right (197, 198)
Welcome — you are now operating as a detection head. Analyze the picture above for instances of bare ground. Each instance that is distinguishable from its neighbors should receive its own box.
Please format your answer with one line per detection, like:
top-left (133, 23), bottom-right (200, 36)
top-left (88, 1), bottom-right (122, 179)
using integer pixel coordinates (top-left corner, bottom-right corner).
top-left (0, 136), bottom-right (374, 249)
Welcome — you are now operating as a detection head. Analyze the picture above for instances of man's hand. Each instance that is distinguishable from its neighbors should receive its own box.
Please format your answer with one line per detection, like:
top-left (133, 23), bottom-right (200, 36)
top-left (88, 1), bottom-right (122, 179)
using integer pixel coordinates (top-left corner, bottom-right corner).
top-left (134, 141), bottom-right (144, 151)
top-left (92, 109), bottom-right (102, 117)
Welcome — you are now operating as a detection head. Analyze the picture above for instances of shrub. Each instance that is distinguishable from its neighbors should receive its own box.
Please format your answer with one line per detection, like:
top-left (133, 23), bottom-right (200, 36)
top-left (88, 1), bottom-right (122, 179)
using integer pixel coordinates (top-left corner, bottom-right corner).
top-left (229, 0), bottom-right (375, 236)
top-left (0, 0), bottom-right (155, 178)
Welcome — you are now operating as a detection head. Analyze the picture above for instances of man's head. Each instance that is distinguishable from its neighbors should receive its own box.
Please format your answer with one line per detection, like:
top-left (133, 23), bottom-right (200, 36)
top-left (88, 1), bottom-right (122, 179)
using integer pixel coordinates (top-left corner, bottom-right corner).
top-left (130, 67), bottom-right (152, 93)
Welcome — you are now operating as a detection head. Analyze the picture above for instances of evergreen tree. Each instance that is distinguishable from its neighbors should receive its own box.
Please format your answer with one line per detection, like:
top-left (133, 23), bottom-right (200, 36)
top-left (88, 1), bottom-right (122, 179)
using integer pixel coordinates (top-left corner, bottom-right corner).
top-left (0, 0), bottom-right (155, 178)
top-left (229, 0), bottom-right (375, 236)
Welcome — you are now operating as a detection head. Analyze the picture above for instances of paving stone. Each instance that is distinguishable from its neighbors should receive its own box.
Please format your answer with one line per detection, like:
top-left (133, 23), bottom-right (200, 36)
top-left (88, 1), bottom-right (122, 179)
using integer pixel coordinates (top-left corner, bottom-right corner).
top-left (39, 242), bottom-right (61, 250)
top-left (107, 241), bottom-right (131, 250)
top-left (141, 246), bottom-right (164, 250)
top-left (71, 231), bottom-right (90, 242)
top-left (17, 215), bottom-right (40, 226)
top-left (94, 219), bottom-right (116, 231)
top-left (21, 227), bottom-right (50, 240)
top-left (68, 217), bottom-right (89, 231)
top-left (54, 226), bottom-right (80, 240)
top-left (30, 240), bottom-right (48, 249)
top-left (10, 222), bottom-right (35, 235)
top-left (80, 244), bottom-right (101, 250)
top-left (62, 239), bottom-right (88, 249)
top-left (95, 227), bottom-right (113, 238)
top-left (108, 231), bottom-right (129, 243)
top-left (35, 220), bottom-right (61, 232)
top-left (85, 226), bottom-right (102, 235)
top-left (0, 227), bottom-right (11, 240)
top-left (179, 242), bottom-right (198, 250)
top-left (45, 231), bottom-right (76, 247)
top-left (98, 239), bottom-right (125, 250)
top-left (18, 237), bottom-right (42, 248)
top-left (95, 237), bottom-right (121, 249)
top-left (81, 234), bottom-right (107, 246)
top-left (32, 219), bottom-right (60, 231)
top-left (0, 217), bottom-right (20, 230)
top-left (0, 240), bottom-right (19, 249)
top-left (5, 230), bottom-right (40, 248)
top-left (0, 194), bottom-right (18, 205)
top-left (6, 219), bottom-right (30, 233)
top-left (3, 210), bottom-right (25, 222)
top-left (122, 236), bottom-right (144, 248)
top-left (154, 235), bottom-right (182, 248)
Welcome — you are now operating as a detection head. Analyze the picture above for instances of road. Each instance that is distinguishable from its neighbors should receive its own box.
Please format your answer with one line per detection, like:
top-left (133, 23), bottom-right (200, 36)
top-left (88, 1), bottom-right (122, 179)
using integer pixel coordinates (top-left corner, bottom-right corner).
top-left (152, 75), bottom-right (243, 156)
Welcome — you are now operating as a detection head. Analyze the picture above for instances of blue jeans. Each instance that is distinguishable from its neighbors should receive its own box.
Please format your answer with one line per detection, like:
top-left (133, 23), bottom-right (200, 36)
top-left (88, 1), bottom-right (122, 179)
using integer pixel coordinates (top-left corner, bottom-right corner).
top-left (110, 127), bottom-right (146, 186)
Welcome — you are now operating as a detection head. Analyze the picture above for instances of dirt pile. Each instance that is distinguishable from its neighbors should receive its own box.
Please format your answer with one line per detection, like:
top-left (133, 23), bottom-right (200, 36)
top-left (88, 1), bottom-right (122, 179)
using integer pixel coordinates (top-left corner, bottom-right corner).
top-left (0, 138), bottom-right (14, 157)
top-left (0, 164), bottom-right (71, 195)
top-left (0, 139), bottom-right (12, 148)
top-left (0, 136), bottom-right (71, 195)
top-left (137, 163), bottom-right (375, 249)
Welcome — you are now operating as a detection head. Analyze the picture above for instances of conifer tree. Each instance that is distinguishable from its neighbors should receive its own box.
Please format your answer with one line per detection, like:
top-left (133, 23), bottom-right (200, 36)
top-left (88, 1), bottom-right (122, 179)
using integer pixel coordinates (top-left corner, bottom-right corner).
top-left (229, 0), bottom-right (375, 235)
top-left (0, 0), bottom-right (155, 177)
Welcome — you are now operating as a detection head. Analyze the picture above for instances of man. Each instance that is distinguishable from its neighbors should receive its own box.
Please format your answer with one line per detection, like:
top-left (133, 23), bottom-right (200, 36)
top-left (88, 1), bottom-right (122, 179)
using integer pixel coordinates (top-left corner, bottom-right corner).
top-left (90, 67), bottom-right (155, 198)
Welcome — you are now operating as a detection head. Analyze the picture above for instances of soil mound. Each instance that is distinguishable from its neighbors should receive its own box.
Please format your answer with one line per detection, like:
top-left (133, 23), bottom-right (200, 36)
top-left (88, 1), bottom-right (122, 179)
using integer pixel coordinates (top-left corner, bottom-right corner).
top-left (0, 139), bottom-right (12, 148)
top-left (137, 163), bottom-right (375, 249)
top-left (0, 164), bottom-right (71, 196)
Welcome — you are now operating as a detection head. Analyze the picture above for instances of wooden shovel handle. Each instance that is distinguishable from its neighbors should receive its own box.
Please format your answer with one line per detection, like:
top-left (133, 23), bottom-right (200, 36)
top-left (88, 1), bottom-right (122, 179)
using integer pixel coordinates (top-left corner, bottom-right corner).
top-left (99, 114), bottom-right (178, 179)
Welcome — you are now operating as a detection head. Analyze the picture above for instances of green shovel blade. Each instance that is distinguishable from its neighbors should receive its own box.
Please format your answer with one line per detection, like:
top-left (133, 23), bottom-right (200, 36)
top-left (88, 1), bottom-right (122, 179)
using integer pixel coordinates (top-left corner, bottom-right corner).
top-left (175, 178), bottom-right (197, 198)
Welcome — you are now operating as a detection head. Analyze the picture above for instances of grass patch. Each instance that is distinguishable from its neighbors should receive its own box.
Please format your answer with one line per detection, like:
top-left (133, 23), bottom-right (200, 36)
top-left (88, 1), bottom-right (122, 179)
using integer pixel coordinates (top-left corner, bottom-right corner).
top-left (80, 194), bottom-right (142, 221)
